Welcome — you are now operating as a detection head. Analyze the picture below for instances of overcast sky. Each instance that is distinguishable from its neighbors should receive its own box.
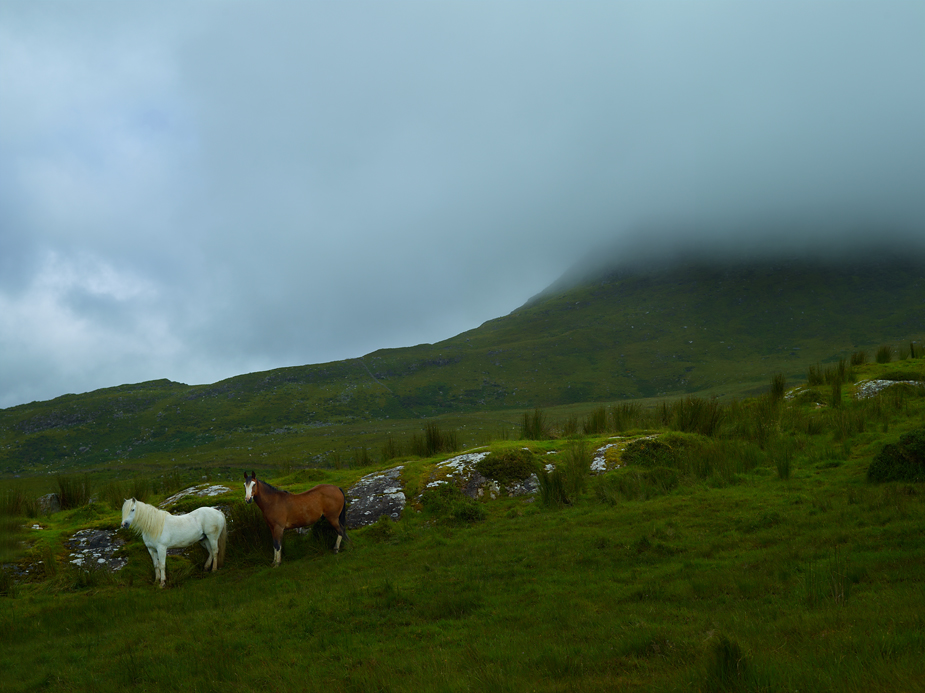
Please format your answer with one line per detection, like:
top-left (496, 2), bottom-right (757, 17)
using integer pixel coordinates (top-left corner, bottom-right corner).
top-left (1, 2), bottom-right (923, 409)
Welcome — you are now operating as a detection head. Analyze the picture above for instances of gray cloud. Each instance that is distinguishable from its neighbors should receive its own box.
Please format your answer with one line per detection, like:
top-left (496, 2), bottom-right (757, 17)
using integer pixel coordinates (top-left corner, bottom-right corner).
top-left (1, 2), bottom-right (923, 408)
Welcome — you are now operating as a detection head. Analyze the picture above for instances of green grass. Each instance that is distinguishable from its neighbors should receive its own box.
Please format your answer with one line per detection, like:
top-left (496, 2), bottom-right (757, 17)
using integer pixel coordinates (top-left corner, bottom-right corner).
top-left (3, 356), bottom-right (925, 692)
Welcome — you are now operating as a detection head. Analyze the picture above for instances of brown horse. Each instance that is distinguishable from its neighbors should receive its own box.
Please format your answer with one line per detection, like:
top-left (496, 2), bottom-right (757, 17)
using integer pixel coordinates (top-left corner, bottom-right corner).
top-left (243, 471), bottom-right (349, 566)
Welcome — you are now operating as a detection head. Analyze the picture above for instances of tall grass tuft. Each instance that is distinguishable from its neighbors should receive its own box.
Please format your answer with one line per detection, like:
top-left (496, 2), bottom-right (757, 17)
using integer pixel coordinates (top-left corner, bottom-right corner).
top-left (804, 548), bottom-right (852, 607)
top-left (876, 344), bottom-right (893, 363)
top-left (1, 488), bottom-right (38, 518)
top-left (769, 436), bottom-right (794, 480)
top-left (381, 434), bottom-right (403, 462)
top-left (411, 423), bottom-right (459, 457)
top-left (539, 441), bottom-right (589, 507)
top-left (56, 474), bottom-right (92, 510)
top-left (769, 373), bottom-right (786, 401)
top-left (225, 502), bottom-right (273, 565)
top-left (101, 478), bottom-right (154, 509)
top-left (583, 406), bottom-right (608, 435)
top-left (611, 402), bottom-right (644, 431)
top-left (521, 409), bottom-right (548, 440)
top-left (830, 378), bottom-right (842, 409)
top-left (850, 349), bottom-right (867, 366)
top-left (703, 635), bottom-right (749, 692)
top-left (671, 397), bottom-right (722, 437)
top-left (353, 446), bottom-right (373, 467)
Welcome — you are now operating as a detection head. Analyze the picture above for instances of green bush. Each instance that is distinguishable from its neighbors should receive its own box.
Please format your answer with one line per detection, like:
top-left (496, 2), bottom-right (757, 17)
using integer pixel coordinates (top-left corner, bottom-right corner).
top-left (420, 483), bottom-right (486, 524)
top-left (621, 437), bottom-right (675, 468)
top-left (867, 428), bottom-right (925, 482)
top-left (475, 447), bottom-right (538, 486)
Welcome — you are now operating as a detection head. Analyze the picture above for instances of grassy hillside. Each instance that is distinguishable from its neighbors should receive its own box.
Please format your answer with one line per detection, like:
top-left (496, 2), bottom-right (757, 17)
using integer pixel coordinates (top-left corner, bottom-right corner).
top-left (2, 356), bottom-right (924, 692)
top-left (2, 254), bottom-right (924, 477)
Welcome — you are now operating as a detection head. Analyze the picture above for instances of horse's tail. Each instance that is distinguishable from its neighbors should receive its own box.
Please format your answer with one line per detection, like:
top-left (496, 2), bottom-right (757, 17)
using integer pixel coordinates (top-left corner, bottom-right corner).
top-left (217, 517), bottom-right (228, 568)
top-left (338, 488), bottom-right (350, 543)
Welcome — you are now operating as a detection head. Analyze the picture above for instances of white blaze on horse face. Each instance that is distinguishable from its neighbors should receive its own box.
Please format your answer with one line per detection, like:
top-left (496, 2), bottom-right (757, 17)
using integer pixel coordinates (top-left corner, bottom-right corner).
top-left (121, 499), bottom-right (136, 529)
top-left (244, 480), bottom-right (255, 503)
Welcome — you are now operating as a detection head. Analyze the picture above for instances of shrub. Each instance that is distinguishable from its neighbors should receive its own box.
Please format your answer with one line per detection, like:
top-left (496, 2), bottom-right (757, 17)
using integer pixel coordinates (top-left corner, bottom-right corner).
top-left (420, 483), bottom-right (485, 524)
top-left (867, 428), bottom-right (925, 482)
top-left (475, 447), bottom-right (538, 486)
top-left (621, 437), bottom-right (675, 468)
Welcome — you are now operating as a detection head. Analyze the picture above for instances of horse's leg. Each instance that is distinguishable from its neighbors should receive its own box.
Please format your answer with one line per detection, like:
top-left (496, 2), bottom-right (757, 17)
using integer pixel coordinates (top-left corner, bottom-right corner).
top-left (271, 526), bottom-right (284, 566)
top-left (147, 546), bottom-right (159, 582)
top-left (326, 506), bottom-right (347, 553)
top-left (201, 536), bottom-right (214, 571)
top-left (205, 532), bottom-right (220, 572)
top-left (157, 545), bottom-right (168, 587)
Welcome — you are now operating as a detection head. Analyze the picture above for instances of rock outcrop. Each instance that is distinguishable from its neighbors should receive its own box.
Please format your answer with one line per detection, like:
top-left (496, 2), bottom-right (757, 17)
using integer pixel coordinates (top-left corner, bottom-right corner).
top-left (346, 466), bottom-right (406, 528)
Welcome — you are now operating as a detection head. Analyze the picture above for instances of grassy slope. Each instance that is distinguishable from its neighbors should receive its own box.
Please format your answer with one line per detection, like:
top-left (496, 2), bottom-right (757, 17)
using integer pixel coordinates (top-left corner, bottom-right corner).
top-left (2, 358), bottom-right (925, 692)
top-left (2, 255), bottom-right (925, 479)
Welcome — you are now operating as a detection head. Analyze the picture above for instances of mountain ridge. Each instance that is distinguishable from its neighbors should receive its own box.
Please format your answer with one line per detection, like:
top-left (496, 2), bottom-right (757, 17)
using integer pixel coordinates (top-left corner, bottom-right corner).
top-left (3, 252), bottom-right (925, 473)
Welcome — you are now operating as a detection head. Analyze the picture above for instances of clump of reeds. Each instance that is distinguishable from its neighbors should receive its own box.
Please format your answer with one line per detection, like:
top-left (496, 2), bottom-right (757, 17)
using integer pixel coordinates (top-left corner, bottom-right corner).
top-left (410, 423), bottom-right (459, 457)
top-left (521, 409), bottom-right (548, 440)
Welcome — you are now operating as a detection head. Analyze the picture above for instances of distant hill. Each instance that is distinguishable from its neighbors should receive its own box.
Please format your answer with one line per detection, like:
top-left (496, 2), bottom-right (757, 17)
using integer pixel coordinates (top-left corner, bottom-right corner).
top-left (2, 252), bottom-right (924, 473)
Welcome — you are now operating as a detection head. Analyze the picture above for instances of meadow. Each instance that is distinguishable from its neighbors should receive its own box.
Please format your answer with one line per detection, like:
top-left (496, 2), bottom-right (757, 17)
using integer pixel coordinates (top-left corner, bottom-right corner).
top-left (2, 351), bottom-right (924, 692)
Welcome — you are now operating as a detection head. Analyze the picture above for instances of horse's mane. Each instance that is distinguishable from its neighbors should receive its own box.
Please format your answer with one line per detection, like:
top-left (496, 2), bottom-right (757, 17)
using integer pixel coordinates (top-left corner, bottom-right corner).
top-left (128, 499), bottom-right (168, 539)
top-left (258, 478), bottom-right (288, 495)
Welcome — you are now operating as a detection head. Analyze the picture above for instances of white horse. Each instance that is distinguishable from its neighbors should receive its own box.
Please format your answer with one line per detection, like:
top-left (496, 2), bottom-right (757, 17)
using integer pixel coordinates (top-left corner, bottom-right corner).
top-left (121, 498), bottom-right (227, 587)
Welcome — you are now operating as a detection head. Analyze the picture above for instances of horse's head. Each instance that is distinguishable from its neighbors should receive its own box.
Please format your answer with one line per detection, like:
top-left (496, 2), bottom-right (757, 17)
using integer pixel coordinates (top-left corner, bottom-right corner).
top-left (244, 471), bottom-right (258, 504)
top-left (121, 498), bottom-right (137, 529)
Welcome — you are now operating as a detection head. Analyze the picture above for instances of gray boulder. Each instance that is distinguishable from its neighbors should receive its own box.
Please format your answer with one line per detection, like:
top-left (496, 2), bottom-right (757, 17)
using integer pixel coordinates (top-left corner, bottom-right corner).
top-left (346, 466), bottom-right (406, 529)
top-left (37, 493), bottom-right (60, 515)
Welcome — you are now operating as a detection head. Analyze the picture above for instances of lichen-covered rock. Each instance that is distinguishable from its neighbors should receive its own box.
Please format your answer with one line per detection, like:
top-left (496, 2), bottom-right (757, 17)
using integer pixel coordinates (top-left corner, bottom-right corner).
top-left (346, 466), bottom-right (406, 529)
top-left (160, 484), bottom-right (234, 509)
top-left (425, 451), bottom-right (539, 499)
top-left (66, 529), bottom-right (127, 571)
